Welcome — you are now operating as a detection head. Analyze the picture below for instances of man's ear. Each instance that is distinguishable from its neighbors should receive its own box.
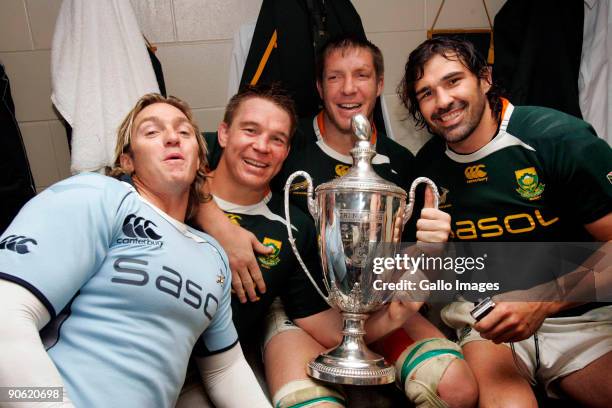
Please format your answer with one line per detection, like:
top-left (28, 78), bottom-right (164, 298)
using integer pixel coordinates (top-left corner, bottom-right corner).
top-left (217, 122), bottom-right (230, 148)
top-left (376, 75), bottom-right (384, 97)
top-left (119, 153), bottom-right (134, 174)
top-left (480, 66), bottom-right (492, 94)
top-left (316, 80), bottom-right (323, 100)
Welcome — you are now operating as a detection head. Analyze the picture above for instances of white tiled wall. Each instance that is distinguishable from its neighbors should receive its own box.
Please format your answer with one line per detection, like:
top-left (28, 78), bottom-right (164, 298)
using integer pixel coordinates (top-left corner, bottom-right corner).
top-left (0, 0), bottom-right (505, 191)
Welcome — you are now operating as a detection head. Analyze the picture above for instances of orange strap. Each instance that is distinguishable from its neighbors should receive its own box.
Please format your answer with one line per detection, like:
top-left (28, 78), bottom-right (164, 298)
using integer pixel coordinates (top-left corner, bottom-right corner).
top-left (250, 30), bottom-right (278, 85)
top-left (500, 97), bottom-right (509, 119)
top-left (316, 111), bottom-right (377, 145)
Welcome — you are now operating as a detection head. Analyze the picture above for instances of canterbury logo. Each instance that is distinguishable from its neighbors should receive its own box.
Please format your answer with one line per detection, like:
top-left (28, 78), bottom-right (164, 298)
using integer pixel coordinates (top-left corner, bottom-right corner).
top-left (0, 235), bottom-right (37, 254)
top-left (464, 165), bottom-right (487, 182)
top-left (122, 214), bottom-right (162, 240)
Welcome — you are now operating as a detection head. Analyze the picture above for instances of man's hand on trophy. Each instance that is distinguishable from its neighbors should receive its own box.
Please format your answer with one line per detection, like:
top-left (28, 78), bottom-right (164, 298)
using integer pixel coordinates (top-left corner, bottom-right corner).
top-left (416, 186), bottom-right (451, 244)
top-left (225, 226), bottom-right (271, 303)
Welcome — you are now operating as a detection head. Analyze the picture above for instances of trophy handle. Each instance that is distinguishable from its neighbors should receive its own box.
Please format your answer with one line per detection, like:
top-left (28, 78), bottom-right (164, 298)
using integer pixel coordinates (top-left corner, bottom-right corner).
top-left (284, 171), bottom-right (332, 305)
top-left (403, 176), bottom-right (440, 226)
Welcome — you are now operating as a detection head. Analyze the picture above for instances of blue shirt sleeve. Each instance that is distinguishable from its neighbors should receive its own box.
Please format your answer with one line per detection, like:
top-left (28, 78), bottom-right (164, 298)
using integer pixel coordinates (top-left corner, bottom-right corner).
top-left (0, 174), bottom-right (129, 317)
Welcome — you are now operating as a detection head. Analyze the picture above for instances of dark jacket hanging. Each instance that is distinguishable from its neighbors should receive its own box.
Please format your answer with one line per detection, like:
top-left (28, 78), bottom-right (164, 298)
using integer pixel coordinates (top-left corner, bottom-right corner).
top-left (0, 63), bottom-right (36, 234)
top-left (147, 47), bottom-right (167, 97)
top-left (239, 0), bottom-right (370, 119)
top-left (493, 0), bottom-right (584, 118)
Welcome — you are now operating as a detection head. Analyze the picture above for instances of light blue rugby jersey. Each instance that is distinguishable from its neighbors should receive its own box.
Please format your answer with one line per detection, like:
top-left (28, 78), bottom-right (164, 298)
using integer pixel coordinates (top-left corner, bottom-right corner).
top-left (0, 173), bottom-right (237, 408)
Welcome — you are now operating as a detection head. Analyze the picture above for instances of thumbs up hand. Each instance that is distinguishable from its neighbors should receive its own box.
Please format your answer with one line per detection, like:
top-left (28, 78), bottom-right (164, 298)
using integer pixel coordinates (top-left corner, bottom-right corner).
top-left (416, 186), bottom-right (451, 243)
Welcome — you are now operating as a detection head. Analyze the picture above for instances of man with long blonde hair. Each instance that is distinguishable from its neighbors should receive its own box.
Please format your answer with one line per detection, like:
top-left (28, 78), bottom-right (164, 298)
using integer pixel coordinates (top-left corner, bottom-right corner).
top-left (0, 93), bottom-right (269, 408)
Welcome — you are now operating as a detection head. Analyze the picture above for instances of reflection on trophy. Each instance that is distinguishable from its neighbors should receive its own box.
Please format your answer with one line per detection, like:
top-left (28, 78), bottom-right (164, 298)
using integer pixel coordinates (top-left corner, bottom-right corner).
top-left (284, 114), bottom-right (440, 385)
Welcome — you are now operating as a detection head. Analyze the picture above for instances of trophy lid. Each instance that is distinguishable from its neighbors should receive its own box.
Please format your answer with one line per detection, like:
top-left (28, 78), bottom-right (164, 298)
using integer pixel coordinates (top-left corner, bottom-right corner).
top-left (315, 114), bottom-right (407, 198)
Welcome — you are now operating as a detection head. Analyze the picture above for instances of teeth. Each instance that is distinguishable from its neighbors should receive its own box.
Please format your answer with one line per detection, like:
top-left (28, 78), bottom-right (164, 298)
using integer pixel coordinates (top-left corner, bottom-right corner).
top-left (244, 159), bottom-right (267, 168)
top-left (339, 103), bottom-right (361, 109)
top-left (440, 110), bottom-right (461, 122)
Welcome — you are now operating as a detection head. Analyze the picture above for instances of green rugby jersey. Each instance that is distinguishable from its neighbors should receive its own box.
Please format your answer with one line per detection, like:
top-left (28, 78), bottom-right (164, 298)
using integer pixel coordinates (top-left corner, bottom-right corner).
top-left (272, 114), bottom-right (415, 210)
top-left (415, 101), bottom-right (612, 312)
top-left (204, 114), bottom-right (421, 239)
top-left (271, 113), bottom-right (419, 238)
top-left (215, 193), bottom-right (329, 338)
top-left (415, 101), bottom-right (612, 242)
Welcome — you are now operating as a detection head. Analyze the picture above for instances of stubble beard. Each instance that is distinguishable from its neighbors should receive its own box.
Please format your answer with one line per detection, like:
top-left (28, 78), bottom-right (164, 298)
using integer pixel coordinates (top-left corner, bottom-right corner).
top-left (431, 96), bottom-right (487, 145)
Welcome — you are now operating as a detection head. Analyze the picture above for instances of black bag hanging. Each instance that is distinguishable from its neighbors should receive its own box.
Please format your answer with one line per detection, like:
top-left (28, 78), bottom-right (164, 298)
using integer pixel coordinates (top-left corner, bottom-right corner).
top-left (493, 0), bottom-right (584, 118)
top-left (240, 0), bottom-right (383, 122)
top-left (144, 36), bottom-right (167, 98)
top-left (0, 63), bottom-right (36, 234)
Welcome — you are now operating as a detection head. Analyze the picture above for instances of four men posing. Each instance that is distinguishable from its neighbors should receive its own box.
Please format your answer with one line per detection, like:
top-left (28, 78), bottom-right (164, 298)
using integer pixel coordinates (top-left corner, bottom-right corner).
top-left (0, 31), bottom-right (610, 408)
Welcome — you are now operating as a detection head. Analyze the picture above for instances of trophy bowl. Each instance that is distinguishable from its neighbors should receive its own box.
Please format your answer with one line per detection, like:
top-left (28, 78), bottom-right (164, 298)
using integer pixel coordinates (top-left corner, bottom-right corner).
top-left (284, 114), bottom-right (439, 385)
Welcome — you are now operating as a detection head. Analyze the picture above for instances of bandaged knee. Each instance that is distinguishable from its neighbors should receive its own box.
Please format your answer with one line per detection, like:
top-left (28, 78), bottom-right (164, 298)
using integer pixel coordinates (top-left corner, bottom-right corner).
top-left (395, 338), bottom-right (464, 408)
top-left (272, 379), bottom-right (346, 408)
top-left (263, 298), bottom-right (302, 348)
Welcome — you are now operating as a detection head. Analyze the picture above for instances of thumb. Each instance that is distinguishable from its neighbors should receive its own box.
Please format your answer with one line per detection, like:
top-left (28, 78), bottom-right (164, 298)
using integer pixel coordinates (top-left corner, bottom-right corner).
top-left (423, 185), bottom-right (435, 208)
top-left (252, 236), bottom-right (273, 255)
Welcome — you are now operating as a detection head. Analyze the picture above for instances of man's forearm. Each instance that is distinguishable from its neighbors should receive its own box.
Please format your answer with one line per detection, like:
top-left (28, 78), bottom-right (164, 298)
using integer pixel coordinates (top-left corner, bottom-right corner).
top-left (196, 344), bottom-right (270, 408)
top-left (497, 241), bottom-right (612, 310)
top-left (194, 196), bottom-right (227, 234)
top-left (0, 281), bottom-right (74, 408)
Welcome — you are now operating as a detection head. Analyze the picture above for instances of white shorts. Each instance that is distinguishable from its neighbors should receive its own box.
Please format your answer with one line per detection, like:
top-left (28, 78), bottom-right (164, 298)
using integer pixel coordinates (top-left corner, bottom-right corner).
top-left (263, 297), bottom-right (302, 349)
top-left (442, 302), bottom-right (612, 398)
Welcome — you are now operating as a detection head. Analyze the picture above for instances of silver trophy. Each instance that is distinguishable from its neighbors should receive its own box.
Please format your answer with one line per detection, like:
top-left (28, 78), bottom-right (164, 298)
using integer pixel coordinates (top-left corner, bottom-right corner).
top-left (284, 114), bottom-right (440, 385)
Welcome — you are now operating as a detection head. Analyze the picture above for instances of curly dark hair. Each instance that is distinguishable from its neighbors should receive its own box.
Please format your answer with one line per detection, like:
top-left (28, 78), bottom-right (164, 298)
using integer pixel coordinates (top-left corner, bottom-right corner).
top-left (397, 37), bottom-right (504, 129)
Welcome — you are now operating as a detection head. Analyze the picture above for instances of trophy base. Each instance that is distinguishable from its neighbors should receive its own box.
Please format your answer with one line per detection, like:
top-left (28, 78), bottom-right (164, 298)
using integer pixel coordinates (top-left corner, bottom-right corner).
top-left (307, 313), bottom-right (396, 385)
top-left (308, 352), bottom-right (395, 385)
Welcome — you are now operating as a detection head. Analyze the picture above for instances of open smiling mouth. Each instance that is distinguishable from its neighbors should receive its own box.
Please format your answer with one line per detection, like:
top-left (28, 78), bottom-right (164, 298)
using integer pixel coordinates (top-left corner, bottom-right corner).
top-left (338, 103), bottom-right (362, 111)
top-left (438, 109), bottom-right (462, 123)
top-left (244, 158), bottom-right (268, 168)
top-left (433, 101), bottom-right (468, 126)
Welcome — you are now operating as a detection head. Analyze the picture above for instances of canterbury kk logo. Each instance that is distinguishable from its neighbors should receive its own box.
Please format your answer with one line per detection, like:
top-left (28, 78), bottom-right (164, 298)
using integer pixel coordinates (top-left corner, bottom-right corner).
top-left (465, 164), bottom-right (488, 183)
top-left (0, 235), bottom-right (37, 254)
top-left (122, 214), bottom-right (162, 240)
